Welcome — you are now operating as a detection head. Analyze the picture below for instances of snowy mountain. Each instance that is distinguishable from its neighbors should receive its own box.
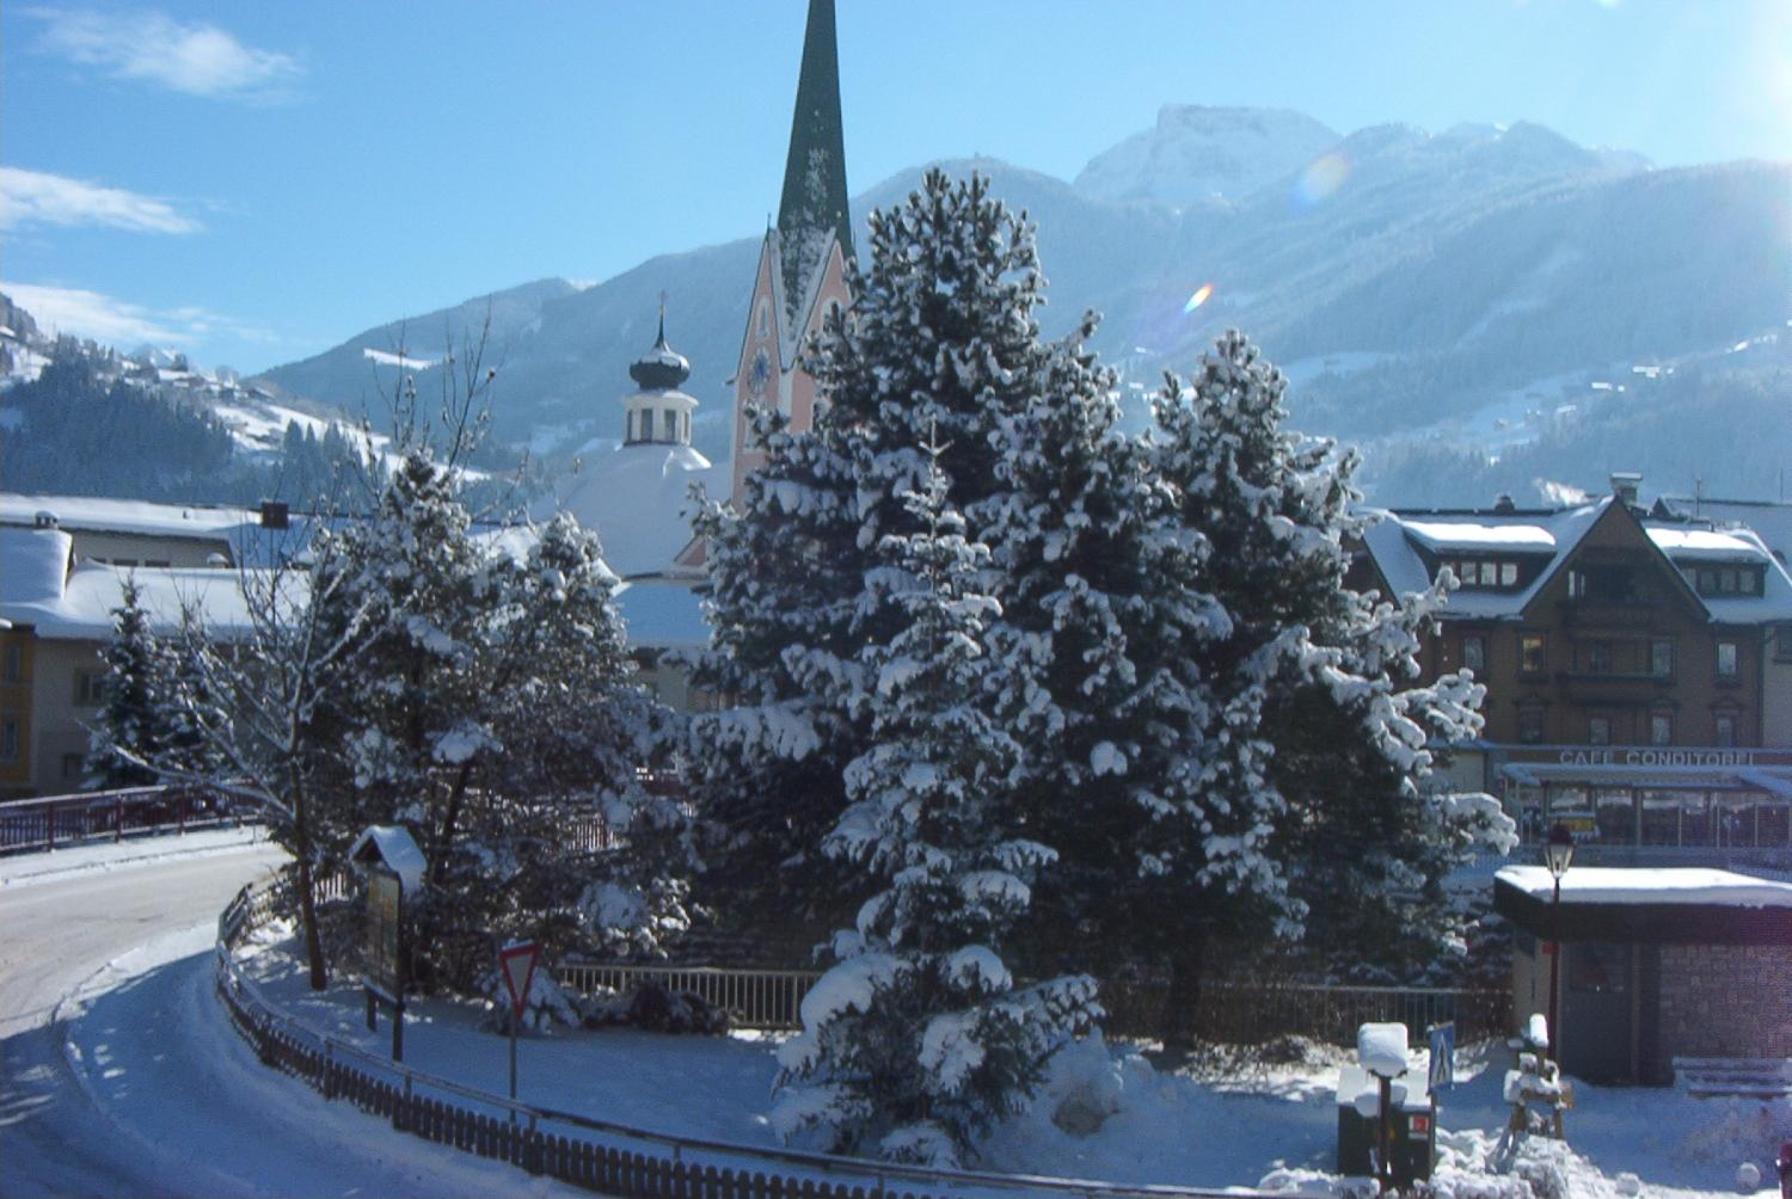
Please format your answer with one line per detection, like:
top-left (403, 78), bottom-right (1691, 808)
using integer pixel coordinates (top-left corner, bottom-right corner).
top-left (226, 109), bottom-right (1791, 504)
top-left (1073, 105), bottom-right (1340, 207)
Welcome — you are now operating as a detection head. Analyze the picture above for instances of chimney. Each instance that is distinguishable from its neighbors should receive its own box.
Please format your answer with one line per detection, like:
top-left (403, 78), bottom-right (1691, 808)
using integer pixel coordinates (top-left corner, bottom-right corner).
top-left (1610, 472), bottom-right (1642, 507)
top-left (33, 509), bottom-right (58, 529)
top-left (259, 500), bottom-right (290, 530)
top-left (1493, 493), bottom-right (1517, 514)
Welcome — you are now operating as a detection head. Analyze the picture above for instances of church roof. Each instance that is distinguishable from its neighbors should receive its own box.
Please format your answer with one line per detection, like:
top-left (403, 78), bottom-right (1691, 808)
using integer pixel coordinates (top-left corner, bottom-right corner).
top-left (775, 0), bottom-right (852, 333)
top-left (628, 307), bottom-right (691, 391)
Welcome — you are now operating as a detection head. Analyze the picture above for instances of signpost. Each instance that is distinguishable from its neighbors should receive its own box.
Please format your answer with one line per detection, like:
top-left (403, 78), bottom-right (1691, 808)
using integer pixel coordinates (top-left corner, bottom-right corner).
top-left (498, 939), bottom-right (540, 1119)
top-left (363, 864), bottom-right (406, 1062)
top-left (1428, 1022), bottom-right (1455, 1093)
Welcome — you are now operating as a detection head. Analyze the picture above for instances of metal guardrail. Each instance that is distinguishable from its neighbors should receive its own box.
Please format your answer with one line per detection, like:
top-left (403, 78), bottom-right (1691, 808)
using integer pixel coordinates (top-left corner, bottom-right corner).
top-left (215, 877), bottom-right (1295, 1199)
top-left (0, 784), bottom-right (258, 854)
top-left (556, 961), bottom-right (822, 1030)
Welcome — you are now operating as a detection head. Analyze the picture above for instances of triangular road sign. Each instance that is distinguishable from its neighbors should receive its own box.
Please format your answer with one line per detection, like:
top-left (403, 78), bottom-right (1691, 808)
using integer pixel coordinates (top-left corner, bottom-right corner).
top-left (499, 940), bottom-right (540, 1018)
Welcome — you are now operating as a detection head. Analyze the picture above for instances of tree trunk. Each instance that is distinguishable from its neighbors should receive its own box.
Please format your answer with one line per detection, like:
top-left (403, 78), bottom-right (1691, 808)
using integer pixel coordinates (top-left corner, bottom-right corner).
top-left (290, 770), bottom-right (328, 990)
top-left (1161, 924), bottom-right (1208, 1052)
top-left (430, 760), bottom-right (476, 889)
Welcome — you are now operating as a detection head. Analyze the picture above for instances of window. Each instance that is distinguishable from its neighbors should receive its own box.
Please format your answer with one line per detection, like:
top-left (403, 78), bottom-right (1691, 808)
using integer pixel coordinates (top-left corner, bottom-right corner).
top-left (1650, 713), bottom-right (1673, 746)
top-left (1587, 641), bottom-right (1613, 674)
top-left (664, 409), bottom-right (677, 440)
top-left (1589, 717), bottom-right (1611, 746)
top-left (640, 409), bottom-right (655, 441)
top-left (1500, 561), bottom-right (1518, 586)
top-left (1714, 714), bottom-right (1736, 747)
top-left (755, 300), bottom-right (769, 340)
top-left (74, 671), bottom-right (106, 706)
top-left (1567, 569), bottom-right (1587, 599)
top-left (1519, 706), bottom-right (1546, 744)
top-left (1720, 569), bottom-right (1739, 594)
top-left (145, 559), bottom-right (170, 569)
top-left (61, 752), bottom-right (84, 779)
top-left (1716, 641), bottom-right (1738, 678)
top-left (1, 643), bottom-right (21, 683)
top-left (0, 717), bottom-right (18, 762)
top-left (1479, 561), bottom-right (1499, 586)
top-left (1650, 639), bottom-right (1674, 678)
top-left (1461, 634), bottom-right (1486, 674)
top-left (1520, 634), bottom-right (1547, 675)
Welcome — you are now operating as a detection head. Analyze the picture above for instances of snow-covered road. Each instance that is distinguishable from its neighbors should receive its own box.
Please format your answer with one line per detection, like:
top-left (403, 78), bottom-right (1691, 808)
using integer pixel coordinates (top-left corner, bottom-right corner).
top-left (0, 844), bottom-right (583, 1198)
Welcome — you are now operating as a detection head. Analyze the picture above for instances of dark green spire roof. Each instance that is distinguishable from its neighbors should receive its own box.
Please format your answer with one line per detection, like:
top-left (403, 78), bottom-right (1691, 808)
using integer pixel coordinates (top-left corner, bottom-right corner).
top-left (775, 0), bottom-right (852, 323)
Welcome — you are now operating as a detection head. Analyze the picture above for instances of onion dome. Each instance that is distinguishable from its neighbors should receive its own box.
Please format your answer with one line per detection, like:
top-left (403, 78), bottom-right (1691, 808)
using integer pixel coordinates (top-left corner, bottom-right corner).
top-left (628, 305), bottom-right (690, 391)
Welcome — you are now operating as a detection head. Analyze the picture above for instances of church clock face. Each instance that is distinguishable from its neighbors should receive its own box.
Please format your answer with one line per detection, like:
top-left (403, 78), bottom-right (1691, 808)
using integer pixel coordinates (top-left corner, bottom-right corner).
top-left (748, 347), bottom-right (772, 398)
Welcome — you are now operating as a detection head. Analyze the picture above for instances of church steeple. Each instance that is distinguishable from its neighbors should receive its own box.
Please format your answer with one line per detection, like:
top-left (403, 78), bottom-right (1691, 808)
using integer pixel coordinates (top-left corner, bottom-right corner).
top-left (775, 0), bottom-right (852, 323)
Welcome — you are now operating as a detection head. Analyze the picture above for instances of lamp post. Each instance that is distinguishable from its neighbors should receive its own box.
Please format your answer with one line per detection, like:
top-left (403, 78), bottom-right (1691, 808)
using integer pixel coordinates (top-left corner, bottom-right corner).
top-left (1543, 822), bottom-right (1575, 1070)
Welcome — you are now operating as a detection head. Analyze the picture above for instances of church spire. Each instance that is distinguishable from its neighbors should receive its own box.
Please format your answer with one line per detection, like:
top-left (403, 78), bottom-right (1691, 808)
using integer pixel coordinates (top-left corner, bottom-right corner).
top-left (775, 0), bottom-right (852, 322)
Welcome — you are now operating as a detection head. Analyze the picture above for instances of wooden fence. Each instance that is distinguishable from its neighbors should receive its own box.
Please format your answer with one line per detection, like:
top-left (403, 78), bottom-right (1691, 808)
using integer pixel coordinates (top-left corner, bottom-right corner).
top-left (0, 785), bottom-right (256, 854)
top-left (215, 880), bottom-right (1280, 1199)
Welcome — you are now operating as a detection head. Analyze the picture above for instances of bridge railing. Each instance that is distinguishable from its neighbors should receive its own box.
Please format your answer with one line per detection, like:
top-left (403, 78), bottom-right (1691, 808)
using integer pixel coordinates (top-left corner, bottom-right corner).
top-left (0, 784), bottom-right (259, 855)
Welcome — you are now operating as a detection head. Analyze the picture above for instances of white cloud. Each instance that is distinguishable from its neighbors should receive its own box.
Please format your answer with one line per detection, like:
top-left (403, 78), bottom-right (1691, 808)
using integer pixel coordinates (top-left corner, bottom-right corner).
top-left (0, 167), bottom-right (200, 234)
top-left (26, 8), bottom-right (302, 100)
top-left (2, 282), bottom-right (273, 350)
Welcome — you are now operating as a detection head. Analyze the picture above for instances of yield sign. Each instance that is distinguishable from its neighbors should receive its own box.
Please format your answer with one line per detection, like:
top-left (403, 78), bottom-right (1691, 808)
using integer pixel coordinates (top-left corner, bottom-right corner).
top-left (498, 940), bottom-right (540, 1018)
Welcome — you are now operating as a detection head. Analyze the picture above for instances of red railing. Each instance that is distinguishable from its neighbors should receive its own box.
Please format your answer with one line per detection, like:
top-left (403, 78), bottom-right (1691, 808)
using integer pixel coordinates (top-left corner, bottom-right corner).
top-left (0, 784), bottom-right (258, 854)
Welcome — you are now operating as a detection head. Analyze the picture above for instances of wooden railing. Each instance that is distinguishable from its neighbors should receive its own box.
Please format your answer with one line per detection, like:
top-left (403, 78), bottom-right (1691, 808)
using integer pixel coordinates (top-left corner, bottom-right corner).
top-left (215, 880), bottom-right (1288, 1199)
top-left (0, 785), bottom-right (258, 854)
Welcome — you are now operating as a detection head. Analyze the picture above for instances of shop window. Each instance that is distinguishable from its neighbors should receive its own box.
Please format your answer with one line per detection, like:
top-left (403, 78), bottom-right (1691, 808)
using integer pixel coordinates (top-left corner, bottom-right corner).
top-left (1716, 641), bottom-right (1738, 678)
top-left (1714, 714), bottom-right (1736, 747)
top-left (1650, 713), bottom-right (1673, 746)
top-left (1641, 793), bottom-right (1683, 846)
top-left (1519, 705), bottom-right (1546, 744)
top-left (1594, 789), bottom-right (1634, 843)
top-left (1588, 717), bottom-right (1611, 746)
top-left (1520, 634), bottom-right (1547, 675)
top-left (1462, 634), bottom-right (1486, 674)
top-left (1650, 639), bottom-right (1673, 678)
top-left (1761, 803), bottom-right (1791, 848)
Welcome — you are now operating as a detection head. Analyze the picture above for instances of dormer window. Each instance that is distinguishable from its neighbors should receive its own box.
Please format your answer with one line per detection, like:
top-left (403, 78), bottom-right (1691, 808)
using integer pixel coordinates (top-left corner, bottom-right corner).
top-left (1689, 565), bottom-right (1762, 597)
top-left (1445, 558), bottom-right (1521, 589)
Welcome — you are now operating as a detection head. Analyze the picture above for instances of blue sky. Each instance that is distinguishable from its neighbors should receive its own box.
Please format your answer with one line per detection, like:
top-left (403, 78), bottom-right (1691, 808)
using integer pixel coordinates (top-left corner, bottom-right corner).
top-left (3, 1), bottom-right (1787, 374)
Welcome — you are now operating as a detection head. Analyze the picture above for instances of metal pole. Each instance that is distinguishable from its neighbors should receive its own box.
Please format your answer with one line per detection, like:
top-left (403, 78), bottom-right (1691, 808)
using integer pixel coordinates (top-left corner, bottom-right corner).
top-left (1547, 877), bottom-right (1562, 1069)
top-left (508, 1016), bottom-right (519, 1124)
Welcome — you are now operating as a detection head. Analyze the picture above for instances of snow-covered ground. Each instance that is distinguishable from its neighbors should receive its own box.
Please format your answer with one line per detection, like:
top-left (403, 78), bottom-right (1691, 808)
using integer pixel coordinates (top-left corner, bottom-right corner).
top-left (236, 932), bottom-right (1791, 1197)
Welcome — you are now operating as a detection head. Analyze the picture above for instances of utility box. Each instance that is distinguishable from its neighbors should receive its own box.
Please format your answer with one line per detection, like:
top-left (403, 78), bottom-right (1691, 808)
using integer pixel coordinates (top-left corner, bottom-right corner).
top-left (1337, 1064), bottom-right (1437, 1185)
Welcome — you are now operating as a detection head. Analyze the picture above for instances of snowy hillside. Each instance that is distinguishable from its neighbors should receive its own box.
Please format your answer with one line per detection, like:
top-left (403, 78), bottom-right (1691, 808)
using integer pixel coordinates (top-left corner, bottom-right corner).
top-left (1073, 104), bottom-right (1340, 206)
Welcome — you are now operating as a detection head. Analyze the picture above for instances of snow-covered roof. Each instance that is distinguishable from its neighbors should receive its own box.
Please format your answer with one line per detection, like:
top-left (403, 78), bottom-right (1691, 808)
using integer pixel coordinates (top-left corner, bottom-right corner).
top-left (1496, 865), bottom-right (1792, 909)
top-left (551, 443), bottom-right (718, 578)
top-left (0, 525), bottom-right (281, 640)
top-left (612, 579), bottom-right (709, 650)
top-left (0, 493), bottom-right (257, 541)
top-left (348, 825), bottom-right (427, 895)
top-left (1402, 520), bottom-right (1557, 552)
top-left (1646, 527), bottom-right (1763, 562)
top-left (1658, 497), bottom-right (1792, 563)
top-left (1360, 498), bottom-right (1792, 623)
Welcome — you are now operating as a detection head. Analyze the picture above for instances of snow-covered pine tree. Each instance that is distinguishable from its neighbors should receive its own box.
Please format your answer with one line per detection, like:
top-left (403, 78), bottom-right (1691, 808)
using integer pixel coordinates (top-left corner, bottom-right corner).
top-left (87, 577), bottom-right (171, 788)
top-left (773, 459), bottom-right (1097, 1166)
top-left (1151, 330), bottom-right (1513, 1003)
top-left (974, 312), bottom-right (1234, 987)
top-left (689, 170), bottom-right (1069, 927)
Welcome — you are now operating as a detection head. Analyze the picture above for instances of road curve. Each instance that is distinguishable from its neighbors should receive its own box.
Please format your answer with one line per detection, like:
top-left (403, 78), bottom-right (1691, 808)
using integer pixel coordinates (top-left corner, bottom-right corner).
top-left (0, 844), bottom-right (580, 1198)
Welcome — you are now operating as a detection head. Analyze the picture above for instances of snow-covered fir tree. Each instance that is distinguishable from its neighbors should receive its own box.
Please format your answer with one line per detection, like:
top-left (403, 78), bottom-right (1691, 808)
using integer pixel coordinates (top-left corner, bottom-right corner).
top-left (773, 463), bottom-right (1098, 1166)
top-left (1151, 330), bottom-right (1514, 999)
top-left (689, 170), bottom-right (1103, 929)
top-left (87, 578), bottom-right (171, 788)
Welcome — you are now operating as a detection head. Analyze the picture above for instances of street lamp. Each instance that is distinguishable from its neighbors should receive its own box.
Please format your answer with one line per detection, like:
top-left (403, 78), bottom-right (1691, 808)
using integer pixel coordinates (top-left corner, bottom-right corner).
top-left (1544, 822), bottom-right (1575, 1070)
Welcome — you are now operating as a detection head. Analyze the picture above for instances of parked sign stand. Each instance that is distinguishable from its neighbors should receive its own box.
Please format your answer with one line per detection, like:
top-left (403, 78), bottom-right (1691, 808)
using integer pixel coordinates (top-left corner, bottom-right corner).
top-left (498, 939), bottom-right (540, 1120)
top-left (362, 864), bottom-right (406, 1062)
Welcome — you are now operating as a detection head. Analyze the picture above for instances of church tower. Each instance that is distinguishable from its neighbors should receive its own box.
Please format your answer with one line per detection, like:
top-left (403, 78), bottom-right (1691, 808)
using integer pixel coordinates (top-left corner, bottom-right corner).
top-left (728, 0), bottom-right (853, 504)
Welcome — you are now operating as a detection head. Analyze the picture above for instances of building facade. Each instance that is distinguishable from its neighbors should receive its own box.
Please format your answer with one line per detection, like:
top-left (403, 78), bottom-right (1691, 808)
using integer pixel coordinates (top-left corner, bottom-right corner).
top-left (1357, 477), bottom-right (1792, 867)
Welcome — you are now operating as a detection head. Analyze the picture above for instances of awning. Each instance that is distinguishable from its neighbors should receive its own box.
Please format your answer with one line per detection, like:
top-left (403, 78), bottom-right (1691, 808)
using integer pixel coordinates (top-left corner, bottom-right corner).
top-left (1500, 761), bottom-right (1792, 794)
